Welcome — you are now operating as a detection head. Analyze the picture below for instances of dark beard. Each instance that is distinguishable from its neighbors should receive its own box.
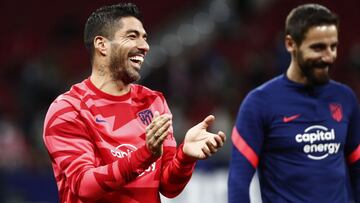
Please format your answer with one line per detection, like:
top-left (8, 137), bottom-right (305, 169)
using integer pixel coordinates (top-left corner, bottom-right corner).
top-left (109, 45), bottom-right (140, 85)
top-left (296, 50), bottom-right (332, 86)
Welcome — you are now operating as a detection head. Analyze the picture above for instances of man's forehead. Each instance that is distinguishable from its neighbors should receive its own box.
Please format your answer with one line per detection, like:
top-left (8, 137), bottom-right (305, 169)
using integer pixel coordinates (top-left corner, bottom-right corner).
top-left (116, 16), bottom-right (146, 34)
top-left (303, 25), bottom-right (338, 44)
top-left (306, 25), bottom-right (338, 35)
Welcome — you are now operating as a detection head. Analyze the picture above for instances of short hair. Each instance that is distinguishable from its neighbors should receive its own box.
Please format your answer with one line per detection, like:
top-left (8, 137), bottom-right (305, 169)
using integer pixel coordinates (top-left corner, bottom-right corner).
top-left (285, 4), bottom-right (339, 45)
top-left (84, 3), bottom-right (142, 61)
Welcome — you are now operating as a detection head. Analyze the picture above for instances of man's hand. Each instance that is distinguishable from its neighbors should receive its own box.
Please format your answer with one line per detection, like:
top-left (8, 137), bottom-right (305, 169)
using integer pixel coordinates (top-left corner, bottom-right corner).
top-left (183, 115), bottom-right (226, 159)
top-left (146, 111), bottom-right (172, 157)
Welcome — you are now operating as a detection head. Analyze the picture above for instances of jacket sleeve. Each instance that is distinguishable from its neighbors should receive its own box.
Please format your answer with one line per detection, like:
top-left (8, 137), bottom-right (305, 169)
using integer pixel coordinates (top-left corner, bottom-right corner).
top-left (43, 99), bottom-right (158, 201)
top-left (158, 144), bottom-right (196, 198)
top-left (346, 90), bottom-right (360, 203)
top-left (157, 98), bottom-right (197, 198)
top-left (228, 90), bottom-right (266, 203)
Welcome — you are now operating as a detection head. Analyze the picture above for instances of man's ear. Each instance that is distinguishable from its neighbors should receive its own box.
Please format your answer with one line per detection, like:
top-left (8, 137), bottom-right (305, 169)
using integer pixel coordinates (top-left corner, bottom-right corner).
top-left (285, 35), bottom-right (296, 53)
top-left (94, 36), bottom-right (108, 56)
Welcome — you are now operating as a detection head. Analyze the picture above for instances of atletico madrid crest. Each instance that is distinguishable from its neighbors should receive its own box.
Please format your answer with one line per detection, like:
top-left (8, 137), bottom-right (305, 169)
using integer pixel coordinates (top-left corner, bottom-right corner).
top-left (138, 109), bottom-right (153, 125)
top-left (329, 103), bottom-right (343, 122)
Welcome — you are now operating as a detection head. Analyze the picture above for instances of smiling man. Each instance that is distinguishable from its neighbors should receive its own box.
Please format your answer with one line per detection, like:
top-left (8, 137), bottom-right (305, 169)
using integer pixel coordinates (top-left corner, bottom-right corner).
top-left (43, 3), bottom-right (226, 203)
top-left (228, 4), bottom-right (360, 203)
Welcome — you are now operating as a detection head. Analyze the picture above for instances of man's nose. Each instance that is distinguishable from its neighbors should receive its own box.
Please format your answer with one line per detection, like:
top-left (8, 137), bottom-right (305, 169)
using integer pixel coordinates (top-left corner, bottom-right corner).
top-left (322, 47), bottom-right (337, 63)
top-left (137, 39), bottom-right (149, 53)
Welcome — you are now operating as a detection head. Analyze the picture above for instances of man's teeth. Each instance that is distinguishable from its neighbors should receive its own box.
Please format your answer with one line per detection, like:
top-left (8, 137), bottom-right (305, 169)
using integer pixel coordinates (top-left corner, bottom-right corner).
top-left (129, 56), bottom-right (144, 63)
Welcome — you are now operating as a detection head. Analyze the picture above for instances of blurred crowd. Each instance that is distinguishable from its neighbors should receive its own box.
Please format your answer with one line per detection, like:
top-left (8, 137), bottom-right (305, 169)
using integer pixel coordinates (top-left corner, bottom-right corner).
top-left (1, 0), bottom-right (360, 202)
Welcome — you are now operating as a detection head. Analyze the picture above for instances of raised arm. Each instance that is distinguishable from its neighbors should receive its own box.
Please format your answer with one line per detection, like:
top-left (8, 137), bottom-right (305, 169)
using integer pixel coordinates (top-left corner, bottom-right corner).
top-left (158, 113), bottom-right (226, 198)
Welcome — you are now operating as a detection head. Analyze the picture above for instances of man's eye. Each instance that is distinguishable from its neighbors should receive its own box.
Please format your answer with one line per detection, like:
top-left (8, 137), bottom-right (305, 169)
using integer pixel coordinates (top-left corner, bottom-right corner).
top-left (128, 35), bottom-right (136, 39)
top-left (311, 45), bottom-right (325, 52)
top-left (331, 44), bottom-right (337, 51)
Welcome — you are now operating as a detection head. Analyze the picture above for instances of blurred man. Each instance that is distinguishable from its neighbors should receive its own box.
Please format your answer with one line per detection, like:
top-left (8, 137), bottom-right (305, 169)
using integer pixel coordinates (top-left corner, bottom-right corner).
top-left (43, 3), bottom-right (225, 202)
top-left (228, 4), bottom-right (360, 203)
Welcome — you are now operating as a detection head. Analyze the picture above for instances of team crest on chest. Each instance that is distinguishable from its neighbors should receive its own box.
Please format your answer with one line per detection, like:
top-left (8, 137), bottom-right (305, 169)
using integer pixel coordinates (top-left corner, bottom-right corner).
top-left (138, 109), bottom-right (153, 125)
top-left (329, 103), bottom-right (343, 122)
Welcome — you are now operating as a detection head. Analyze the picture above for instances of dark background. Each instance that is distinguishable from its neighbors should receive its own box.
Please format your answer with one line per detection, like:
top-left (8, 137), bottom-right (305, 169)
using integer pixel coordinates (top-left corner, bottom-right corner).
top-left (1, 0), bottom-right (359, 202)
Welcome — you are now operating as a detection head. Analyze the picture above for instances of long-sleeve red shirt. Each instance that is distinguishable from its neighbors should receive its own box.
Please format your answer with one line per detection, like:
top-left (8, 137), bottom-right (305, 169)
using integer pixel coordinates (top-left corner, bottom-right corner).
top-left (43, 78), bottom-right (196, 202)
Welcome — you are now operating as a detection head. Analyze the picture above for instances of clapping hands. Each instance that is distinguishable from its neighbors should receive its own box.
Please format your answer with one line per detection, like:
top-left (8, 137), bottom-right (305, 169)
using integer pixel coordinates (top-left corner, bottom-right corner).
top-left (146, 112), bottom-right (226, 160)
top-left (183, 115), bottom-right (226, 160)
top-left (145, 111), bottom-right (172, 157)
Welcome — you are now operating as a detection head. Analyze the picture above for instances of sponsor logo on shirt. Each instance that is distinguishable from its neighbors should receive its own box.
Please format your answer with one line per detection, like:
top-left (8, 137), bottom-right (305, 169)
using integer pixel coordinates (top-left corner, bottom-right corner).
top-left (283, 114), bottom-right (301, 123)
top-left (95, 117), bottom-right (106, 123)
top-left (295, 125), bottom-right (340, 160)
top-left (138, 109), bottom-right (153, 125)
top-left (111, 144), bottom-right (156, 176)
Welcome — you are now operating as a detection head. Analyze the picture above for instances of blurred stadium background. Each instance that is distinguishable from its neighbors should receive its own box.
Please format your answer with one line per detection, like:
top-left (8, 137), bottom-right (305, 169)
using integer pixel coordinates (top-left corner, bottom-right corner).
top-left (1, 0), bottom-right (360, 202)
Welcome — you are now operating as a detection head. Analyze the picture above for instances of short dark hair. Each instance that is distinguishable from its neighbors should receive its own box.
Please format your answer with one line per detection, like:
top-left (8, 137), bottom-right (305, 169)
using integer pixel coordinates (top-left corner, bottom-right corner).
top-left (84, 3), bottom-right (142, 61)
top-left (285, 4), bottom-right (339, 45)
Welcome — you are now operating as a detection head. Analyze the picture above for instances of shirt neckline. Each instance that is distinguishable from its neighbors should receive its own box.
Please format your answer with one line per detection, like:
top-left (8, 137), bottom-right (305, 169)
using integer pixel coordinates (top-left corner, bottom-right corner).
top-left (85, 78), bottom-right (132, 101)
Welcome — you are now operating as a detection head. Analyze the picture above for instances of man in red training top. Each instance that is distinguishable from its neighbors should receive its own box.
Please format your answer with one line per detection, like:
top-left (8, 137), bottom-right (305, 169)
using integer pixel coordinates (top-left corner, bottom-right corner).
top-left (43, 3), bottom-right (226, 202)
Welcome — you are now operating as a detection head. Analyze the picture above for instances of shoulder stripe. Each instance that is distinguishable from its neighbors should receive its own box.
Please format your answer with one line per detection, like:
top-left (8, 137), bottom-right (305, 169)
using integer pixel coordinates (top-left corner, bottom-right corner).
top-left (49, 111), bottom-right (78, 129)
top-left (231, 127), bottom-right (259, 168)
top-left (348, 144), bottom-right (360, 164)
top-left (45, 106), bottom-right (75, 130)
